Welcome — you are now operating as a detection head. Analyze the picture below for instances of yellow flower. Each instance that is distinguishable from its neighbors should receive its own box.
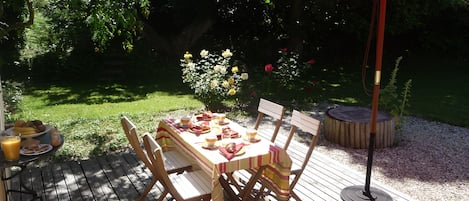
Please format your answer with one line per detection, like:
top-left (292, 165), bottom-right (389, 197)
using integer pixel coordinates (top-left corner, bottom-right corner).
top-left (222, 49), bottom-right (233, 58)
top-left (222, 81), bottom-right (230, 88)
top-left (228, 77), bottom-right (235, 84)
top-left (200, 49), bottom-right (209, 58)
top-left (210, 80), bottom-right (218, 88)
top-left (184, 51), bottom-right (192, 60)
top-left (241, 73), bottom-right (249, 80)
top-left (231, 66), bottom-right (239, 74)
top-left (228, 88), bottom-right (236, 95)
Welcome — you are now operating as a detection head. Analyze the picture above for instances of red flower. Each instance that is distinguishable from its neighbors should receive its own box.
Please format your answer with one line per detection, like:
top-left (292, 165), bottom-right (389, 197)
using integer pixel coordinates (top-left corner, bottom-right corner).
top-left (281, 48), bottom-right (287, 53)
top-left (250, 91), bottom-right (257, 97)
top-left (308, 59), bottom-right (316, 65)
top-left (264, 64), bottom-right (273, 72)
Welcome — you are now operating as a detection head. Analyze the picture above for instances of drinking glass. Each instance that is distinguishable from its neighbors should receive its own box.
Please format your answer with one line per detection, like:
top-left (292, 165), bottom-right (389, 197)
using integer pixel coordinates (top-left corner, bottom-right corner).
top-left (1, 135), bottom-right (21, 161)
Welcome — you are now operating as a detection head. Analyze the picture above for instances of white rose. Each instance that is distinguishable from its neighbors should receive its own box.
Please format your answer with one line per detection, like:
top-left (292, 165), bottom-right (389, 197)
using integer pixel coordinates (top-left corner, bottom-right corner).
top-left (241, 73), bottom-right (249, 80)
top-left (222, 81), bottom-right (230, 88)
top-left (200, 50), bottom-right (209, 58)
top-left (219, 66), bottom-right (227, 74)
top-left (222, 49), bottom-right (233, 58)
top-left (188, 62), bottom-right (196, 70)
top-left (214, 65), bottom-right (222, 72)
top-left (210, 80), bottom-right (218, 88)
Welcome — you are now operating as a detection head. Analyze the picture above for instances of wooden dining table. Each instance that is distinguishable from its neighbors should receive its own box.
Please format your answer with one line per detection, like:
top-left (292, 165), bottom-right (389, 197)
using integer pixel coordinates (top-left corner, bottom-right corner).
top-left (156, 117), bottom-right (292, 201)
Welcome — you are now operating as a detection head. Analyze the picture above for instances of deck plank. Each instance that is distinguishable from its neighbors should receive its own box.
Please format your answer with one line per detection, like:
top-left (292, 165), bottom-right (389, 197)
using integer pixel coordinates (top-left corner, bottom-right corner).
top-left (52, 163), bottom-right (72, 200)
top-left (5, 139), bottom-right (413, 201)
top-left (81, 158), bottom-right (118, 200)
top-left (122, 152), bottom-right (165, 200)
top-left (100, 154), bottom-right (140, 199)
top-left (60, 162), bottom-right (83, 201)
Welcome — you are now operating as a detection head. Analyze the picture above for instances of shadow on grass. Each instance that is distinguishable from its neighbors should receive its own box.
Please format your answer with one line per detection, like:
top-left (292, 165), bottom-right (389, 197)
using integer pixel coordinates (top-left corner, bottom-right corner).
top-left (24, 80), bottom-right (192, 106)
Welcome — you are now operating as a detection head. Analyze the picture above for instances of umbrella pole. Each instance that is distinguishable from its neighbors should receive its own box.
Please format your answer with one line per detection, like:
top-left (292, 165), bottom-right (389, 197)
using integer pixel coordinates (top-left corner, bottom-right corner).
top-left (340, 0), bottom-right (393, 200)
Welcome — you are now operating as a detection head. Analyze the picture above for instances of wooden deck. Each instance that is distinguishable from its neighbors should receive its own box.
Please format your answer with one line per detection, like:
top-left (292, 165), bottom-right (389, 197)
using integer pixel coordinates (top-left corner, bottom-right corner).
top-left (5, 132), bottom-right (414, 201)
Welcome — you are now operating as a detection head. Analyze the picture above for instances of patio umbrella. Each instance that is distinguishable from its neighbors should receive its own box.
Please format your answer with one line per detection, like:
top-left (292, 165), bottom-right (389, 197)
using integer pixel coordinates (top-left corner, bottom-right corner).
top-left (340, 0), bottom-right (393, 200)
top-left (0, 75), bottom-right (4, 131)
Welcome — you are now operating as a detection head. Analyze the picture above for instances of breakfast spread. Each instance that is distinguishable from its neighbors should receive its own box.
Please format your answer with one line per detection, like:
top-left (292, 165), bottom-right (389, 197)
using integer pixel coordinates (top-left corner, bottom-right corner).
top-left (12, 119), bottom-right (47, 135)
top-left (21, 144), bottom-right (52, 155)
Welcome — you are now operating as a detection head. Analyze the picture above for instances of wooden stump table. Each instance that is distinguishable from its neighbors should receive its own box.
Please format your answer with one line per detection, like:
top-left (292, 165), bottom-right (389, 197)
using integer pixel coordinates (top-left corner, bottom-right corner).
top-left (324, 106), bottom-right (395, 149)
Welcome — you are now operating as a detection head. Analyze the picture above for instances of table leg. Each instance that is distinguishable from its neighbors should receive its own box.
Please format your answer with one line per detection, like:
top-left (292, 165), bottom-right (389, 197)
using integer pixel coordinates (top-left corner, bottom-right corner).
top-left (1, 169), bottom-right (6, 201)
top-left (2, 166), bottom-right (42, 201)
top-left (218, 166), bottom-right (267, 201)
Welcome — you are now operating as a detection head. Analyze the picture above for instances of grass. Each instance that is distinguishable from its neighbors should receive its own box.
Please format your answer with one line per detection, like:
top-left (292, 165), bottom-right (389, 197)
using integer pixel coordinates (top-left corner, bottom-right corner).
top-left (11, 82), bottom-right (205, 160)
top-left (7, 54), bottom-right (468, 161)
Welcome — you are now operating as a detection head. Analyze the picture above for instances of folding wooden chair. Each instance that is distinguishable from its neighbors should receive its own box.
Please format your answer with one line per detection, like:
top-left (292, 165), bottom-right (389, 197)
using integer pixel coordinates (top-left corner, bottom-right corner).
top-left (254, 98), bottom-right (286, 143)
top-left (224, 98), bottom-right (286, 193)
top-left (255, 110), bottom-right (321, 200)
top-left (120, 116), bottom-right (192, 200)
top-left (142, 133), bottom-right (212, 201)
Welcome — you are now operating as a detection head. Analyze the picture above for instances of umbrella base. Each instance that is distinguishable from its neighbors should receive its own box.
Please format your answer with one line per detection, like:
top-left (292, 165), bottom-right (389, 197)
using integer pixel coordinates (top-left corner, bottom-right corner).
top-left (341, 185), bottom-right (393, 201)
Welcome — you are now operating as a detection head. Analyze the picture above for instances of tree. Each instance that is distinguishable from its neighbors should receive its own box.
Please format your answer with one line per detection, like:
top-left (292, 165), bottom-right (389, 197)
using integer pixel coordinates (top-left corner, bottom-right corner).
top-left (0, 0), bottom-right (34, 39)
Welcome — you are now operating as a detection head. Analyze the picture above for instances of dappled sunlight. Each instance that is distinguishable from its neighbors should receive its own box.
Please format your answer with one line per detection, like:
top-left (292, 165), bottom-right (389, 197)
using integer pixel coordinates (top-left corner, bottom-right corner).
top-left (329, 97), bottom-right (359, 104)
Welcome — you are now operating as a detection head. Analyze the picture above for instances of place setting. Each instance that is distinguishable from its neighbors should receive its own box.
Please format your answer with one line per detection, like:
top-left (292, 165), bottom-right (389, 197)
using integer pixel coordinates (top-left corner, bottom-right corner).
top-left (242, 128), bottom-right (261, 144)
top-left (202, 134), bottom-right (245, 160)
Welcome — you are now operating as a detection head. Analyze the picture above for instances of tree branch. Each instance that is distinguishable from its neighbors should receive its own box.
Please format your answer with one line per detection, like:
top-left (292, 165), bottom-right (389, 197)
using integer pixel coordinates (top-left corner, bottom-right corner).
top-left (0, 0), bottom-right (34, 39)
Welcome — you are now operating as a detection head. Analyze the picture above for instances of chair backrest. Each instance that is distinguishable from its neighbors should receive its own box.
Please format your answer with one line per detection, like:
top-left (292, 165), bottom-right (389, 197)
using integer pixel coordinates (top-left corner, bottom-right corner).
top-left (120, 116), bottom-right (153, 169)
top-left (254, 98), bottom-right (286, 142)
top-left (283, 110), bottom-right (321, 190)
top-left (142, 133), bottom-right (183, 200)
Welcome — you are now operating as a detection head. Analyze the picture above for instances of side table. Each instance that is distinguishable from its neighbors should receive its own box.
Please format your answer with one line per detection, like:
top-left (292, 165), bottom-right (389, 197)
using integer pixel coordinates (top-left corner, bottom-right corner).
top-left (1, 135), bottom-right (63, 201)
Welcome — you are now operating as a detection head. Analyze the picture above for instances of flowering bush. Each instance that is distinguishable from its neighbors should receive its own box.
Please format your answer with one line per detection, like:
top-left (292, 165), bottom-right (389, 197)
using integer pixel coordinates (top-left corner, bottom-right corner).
top-left (180, 49), bottom-right (248, 109)
top-left (264, 48), bottom-right (315, 90)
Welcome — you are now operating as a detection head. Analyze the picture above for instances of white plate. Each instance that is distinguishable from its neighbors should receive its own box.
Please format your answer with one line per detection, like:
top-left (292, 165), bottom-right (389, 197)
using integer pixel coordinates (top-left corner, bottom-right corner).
top-left (20, 144), bottom-right (53, 156)
top-left (6, 125), bottom-right (51, 138)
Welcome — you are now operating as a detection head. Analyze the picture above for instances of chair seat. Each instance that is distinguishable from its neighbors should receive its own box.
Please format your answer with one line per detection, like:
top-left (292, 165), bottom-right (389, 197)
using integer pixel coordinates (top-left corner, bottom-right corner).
top-left (163, 150), bottom-right (193, 174)
top-left (168, 170), bottom-right (212, 200)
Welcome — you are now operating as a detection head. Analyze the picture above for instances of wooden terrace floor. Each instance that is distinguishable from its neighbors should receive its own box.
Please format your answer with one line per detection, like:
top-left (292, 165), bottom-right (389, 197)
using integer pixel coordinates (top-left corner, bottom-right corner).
top-left (5, 132), bottom-right (413, 201)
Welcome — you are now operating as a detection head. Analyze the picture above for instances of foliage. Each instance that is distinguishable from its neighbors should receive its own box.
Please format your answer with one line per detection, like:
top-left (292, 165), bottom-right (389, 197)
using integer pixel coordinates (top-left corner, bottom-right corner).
top-left (273, 48), bottom-right (315, 90)
top-left (180, 49), bottom-right (249, 110)
top-left (1, 79), bottom-right (24, 120)
top-left (85, 0), bottom-right (150, 52)
top-left (20, 12), bottom-right (52, 63)
top-left (261, 48), bottom-right (315, 95)
top-left (379, 56), bottom-right (412, 127)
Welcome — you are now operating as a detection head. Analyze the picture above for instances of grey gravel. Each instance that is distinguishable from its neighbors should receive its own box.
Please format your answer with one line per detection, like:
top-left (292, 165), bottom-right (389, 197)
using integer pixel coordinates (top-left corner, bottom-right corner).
top-left (231, 103), bottom-right (469, 201)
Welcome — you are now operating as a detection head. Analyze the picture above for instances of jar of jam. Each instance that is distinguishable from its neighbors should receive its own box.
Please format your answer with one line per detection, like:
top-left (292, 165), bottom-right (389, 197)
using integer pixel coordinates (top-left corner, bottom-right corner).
top-left (50, 126), bottom-right (62, 147)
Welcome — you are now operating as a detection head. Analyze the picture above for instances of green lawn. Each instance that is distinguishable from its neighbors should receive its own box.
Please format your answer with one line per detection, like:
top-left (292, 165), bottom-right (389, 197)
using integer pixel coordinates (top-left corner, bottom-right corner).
top-left (8, 55), bottom-right (468, 160)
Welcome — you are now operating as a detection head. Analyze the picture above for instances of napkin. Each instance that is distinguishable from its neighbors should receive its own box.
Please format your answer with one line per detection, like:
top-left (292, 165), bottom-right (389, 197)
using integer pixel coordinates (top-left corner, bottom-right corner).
top-left (219, 143), bottom-right (245, 160)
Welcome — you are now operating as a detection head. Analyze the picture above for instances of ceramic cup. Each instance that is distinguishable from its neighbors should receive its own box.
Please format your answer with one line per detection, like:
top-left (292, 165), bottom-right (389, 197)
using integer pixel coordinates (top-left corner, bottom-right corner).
top-left (217, 113), bottom-right (226, 124)
top-left (246, 128), bottom-right (258, 141)
top-left (205, 135), bottom-right (217, 148)
top-left (180, 116), bottom-right (191, 127)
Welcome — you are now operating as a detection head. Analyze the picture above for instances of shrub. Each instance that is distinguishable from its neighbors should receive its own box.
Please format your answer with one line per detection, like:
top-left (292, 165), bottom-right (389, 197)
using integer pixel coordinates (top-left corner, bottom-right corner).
top-left (180, 49), bottom-right (249, 110)
top-left (1, 79), bottom-right (24, 121)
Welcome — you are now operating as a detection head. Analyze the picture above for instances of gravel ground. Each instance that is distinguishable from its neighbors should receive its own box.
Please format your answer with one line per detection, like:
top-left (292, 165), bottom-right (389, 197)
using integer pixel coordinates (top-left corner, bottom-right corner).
top-left (232, 103), bottom-right (469, 201)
